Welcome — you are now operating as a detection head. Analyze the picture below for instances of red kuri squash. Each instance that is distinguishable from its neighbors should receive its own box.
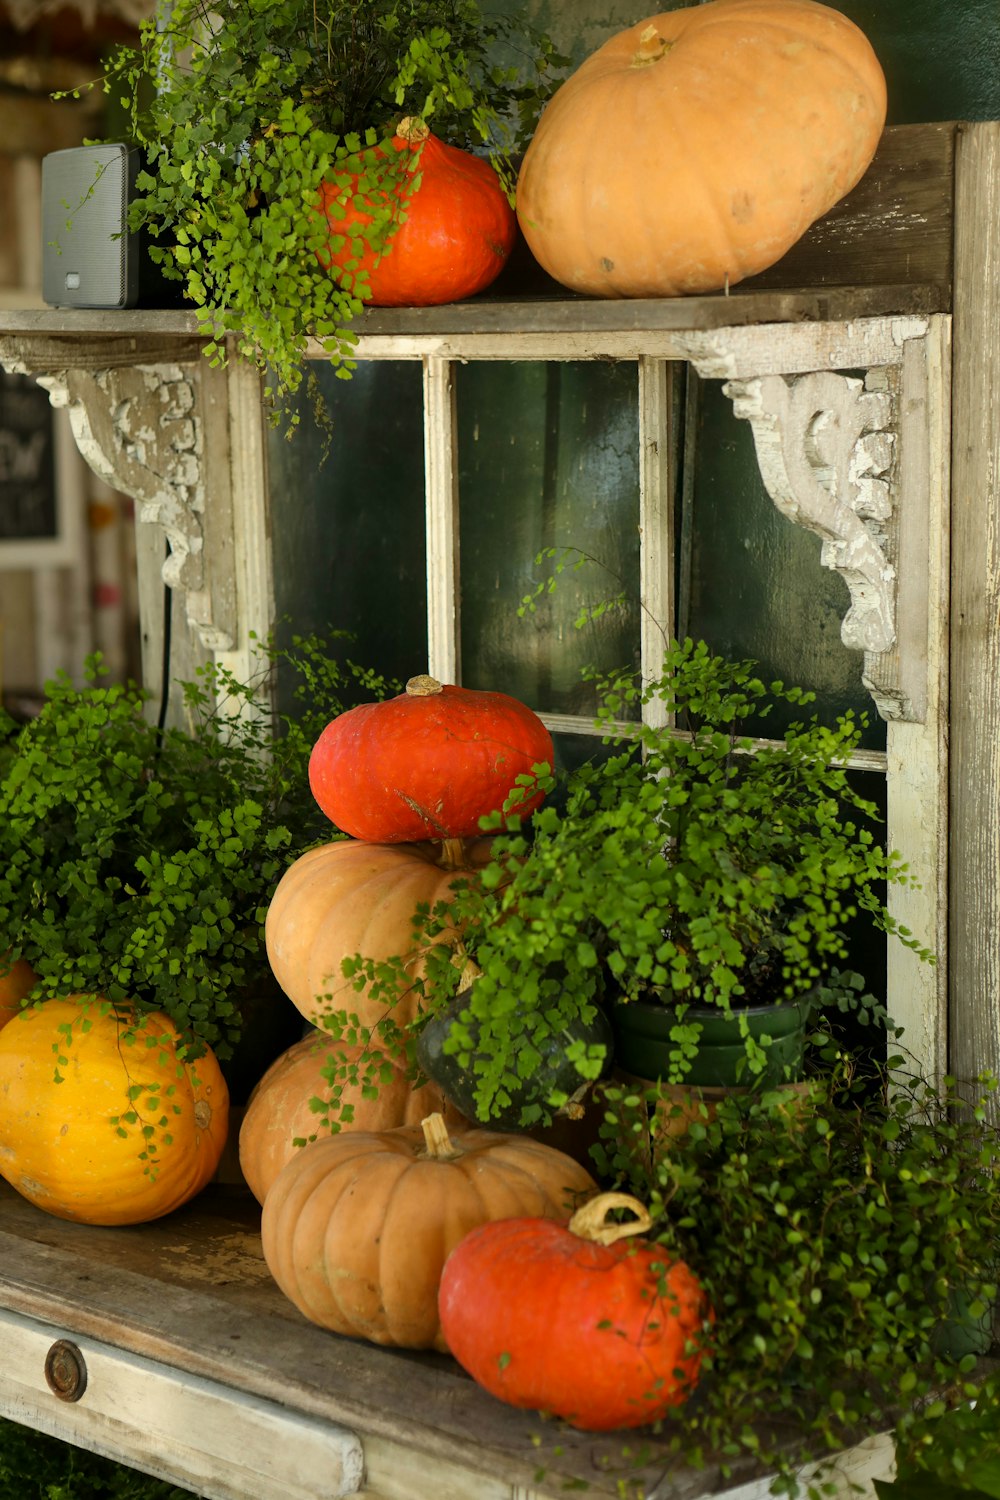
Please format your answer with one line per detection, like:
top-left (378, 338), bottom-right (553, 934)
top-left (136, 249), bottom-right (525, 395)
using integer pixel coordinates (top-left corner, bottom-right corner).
top-left (439, 1192), bottom-right (712, 1429)
top-left (516, 0), bottom-right (886, 298)
top-left (319, 117), bottom-right (516, 306)
top-left (308, 674), bottom-right (553, 843)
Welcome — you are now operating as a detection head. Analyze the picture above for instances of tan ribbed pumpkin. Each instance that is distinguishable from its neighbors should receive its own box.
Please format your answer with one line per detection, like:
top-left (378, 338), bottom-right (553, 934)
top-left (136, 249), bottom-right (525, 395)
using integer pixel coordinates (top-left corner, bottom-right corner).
top-left (264, 838), bottom-right (491, 1028)
top-left (238, 1029), bottom-right (467, 1203)
top-left (260, 1113), bottom-right (598, 1350)
top-left (0, 954), bottom-right (36, 1032)
top-left (516, 0), bottom-right (886, 298)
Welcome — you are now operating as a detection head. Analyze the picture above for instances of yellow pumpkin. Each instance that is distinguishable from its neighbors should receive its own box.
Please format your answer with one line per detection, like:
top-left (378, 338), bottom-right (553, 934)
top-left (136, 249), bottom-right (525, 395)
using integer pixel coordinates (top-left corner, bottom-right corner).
top-left (516, 0), bottom-right (886, 297)
top-left (264, 838), bottom-right (491, 1029)
top-left (238, 1029), bottom-right (467, 1204)
top-left (261, 1113), bottom-right (598, 1350)
top-left (0, 996), bottom-right (228, 1225)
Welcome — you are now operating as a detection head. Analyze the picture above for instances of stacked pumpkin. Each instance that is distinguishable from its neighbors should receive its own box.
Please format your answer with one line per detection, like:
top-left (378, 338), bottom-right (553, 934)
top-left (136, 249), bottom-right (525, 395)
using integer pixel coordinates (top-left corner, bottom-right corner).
top-left (247, 673), bottom-right (558, 1194)
top-left (245, 674), bottom-right (592, 1350)
top-left (249, 675), bottom-right (714, 1408)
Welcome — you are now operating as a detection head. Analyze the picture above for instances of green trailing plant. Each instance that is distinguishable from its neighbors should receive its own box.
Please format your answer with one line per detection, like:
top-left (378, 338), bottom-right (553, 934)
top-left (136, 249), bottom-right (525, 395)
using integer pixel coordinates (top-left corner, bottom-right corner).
top-left (879, 1377), bottom-right (1000, 1499)
top-left (0, 1416), bottom-right (200, 1500)
top-left (587, 1047), bottom-right (1000, 1500)
top-left (64, 0), bottom-right (565, 433)
top-left (0, 634), bottom-right (392, 1086)
top-left (326, 637), bottom-right (929, 1126)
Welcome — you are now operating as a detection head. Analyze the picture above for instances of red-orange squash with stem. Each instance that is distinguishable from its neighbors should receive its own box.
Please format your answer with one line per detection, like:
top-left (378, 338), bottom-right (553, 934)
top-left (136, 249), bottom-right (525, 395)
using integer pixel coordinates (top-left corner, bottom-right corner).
top-left (261, 1112), bottom-right (597, 1350)
top-left (238, 1030), bottom-right (467, 1204)
top-left (0, 996), bottom-right (228, 1225)
top-left (263, 836), bottom-right (492, 1028)
top-left (515, 0), bottom-right (886, 298)
top-left (308, 674), bottom-right (553, 843)
top-left (438, 1192), bottom-right (712, 1429)
top-left (319, 118), bottom-right (517, 306)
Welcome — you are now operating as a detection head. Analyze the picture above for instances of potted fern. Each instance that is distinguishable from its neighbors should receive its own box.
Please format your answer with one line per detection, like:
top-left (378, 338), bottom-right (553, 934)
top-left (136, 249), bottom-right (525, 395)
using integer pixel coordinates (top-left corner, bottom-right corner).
top-left (337, 638), bottom-right (929, 1129)
top-left (83, 0), bottom-right (565, 433)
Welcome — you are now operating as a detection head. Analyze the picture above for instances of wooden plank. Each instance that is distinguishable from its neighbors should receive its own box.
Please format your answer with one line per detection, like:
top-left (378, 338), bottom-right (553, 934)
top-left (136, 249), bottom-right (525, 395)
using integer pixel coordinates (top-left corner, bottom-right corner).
top-left (637, 356), bottom-right (674, 726)
top-left (744, 123), bottom-right (956, 298)
top-left (0, 283), bottom-right (942, 358)
top-left (948, 121), bottom-right (1000, 1093)
top-left (423, 356), bottom-right (460, 684)
top-left (0, 1306), bottom-right (365, 1500)
top-left (0, 1183), bottom-right (761, 1500)
top-left (336, 318), bottom-right (930, 376)
top-left (885, 318), bottom-right (951, 1084)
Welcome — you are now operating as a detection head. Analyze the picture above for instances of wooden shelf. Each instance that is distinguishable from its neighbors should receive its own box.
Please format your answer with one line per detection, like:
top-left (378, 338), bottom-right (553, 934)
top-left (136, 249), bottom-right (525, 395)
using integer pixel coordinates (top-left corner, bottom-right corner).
top-left (0, 1179), bottom-right (783, 1500)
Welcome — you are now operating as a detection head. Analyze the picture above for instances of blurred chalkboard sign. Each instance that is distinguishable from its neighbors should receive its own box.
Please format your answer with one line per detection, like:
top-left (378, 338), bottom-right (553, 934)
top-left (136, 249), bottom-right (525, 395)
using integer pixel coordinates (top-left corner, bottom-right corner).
top-left (0, 369), bottom-right (77, 569)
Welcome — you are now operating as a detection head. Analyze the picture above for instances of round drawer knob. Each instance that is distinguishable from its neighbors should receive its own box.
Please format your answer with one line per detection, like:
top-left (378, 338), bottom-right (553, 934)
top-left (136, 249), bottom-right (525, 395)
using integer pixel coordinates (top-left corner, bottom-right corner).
top-left (44, 1340), bottom-right (88, 1402)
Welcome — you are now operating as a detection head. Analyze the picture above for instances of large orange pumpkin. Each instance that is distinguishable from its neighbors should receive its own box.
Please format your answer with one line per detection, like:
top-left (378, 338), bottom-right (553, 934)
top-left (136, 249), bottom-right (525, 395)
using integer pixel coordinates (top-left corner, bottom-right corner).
top-left (0, 996), bottom-right (228, 1225)
top-left (0, 954), bottom-right (36, 1032)
top-left (308, 674), bottom-right (553, 844)
top-left (261, 1113), bottom-right (597, 1350)
top-left (238, 1029), bottom-right (467, 1204)
top-left (318, 118), bottom-right (517, 307)
top-left (515, 0), bottom-right (886, 298)
top-left (264, 837), bottom-right (491, 1029)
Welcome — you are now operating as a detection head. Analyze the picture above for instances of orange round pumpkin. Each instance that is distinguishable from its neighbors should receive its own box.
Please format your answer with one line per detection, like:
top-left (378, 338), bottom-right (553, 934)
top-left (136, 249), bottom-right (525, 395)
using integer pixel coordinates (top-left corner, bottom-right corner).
top-left (308, 674), bottom-right (553, 844)
top-left (0, 954), bottom-right (36, 1032)
top-left (319, 118), bottom-right (516, 306)
top-left (439, 1192), bottom-right (712, 1429)
top-left (0, 996), bottom-right (229, 1225)
top-left (238, 1029), bottom-right (467, 1204)
top-left (515, 0), bottom-right (886, 297)
top-left (264, 837), bottom-right (492, 1028)
top-left (260, 1112), bottom-right (597, 1350)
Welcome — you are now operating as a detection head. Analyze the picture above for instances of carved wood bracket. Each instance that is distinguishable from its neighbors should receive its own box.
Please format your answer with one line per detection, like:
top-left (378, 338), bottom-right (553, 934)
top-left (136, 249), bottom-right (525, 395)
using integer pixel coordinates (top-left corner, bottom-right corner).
top-left (0, 344), bottom-right (236, 654)
top-left (723, 369), bottom-right (905, 716)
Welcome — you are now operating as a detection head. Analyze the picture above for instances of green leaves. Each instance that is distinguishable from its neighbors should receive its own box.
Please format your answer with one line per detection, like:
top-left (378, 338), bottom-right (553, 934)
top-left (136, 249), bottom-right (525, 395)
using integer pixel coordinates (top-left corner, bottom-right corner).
top-left (0, 636), bottom-right (392, 1066)
top-left (91, 0), bottom-right (566, 433)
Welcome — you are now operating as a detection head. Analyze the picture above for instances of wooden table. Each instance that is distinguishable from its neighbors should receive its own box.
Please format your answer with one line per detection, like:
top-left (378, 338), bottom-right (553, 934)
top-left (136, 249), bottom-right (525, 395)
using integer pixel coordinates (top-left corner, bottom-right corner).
top-left (0, 1178), bottom-right (899, 1500)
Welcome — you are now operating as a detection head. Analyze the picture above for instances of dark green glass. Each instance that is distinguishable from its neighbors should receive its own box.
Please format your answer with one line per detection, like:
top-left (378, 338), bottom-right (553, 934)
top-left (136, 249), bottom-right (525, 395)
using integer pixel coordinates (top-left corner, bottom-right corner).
top-left (455, 360), bottom-right (641, 720)
top-left (267, 361), bottom-right (427, 703)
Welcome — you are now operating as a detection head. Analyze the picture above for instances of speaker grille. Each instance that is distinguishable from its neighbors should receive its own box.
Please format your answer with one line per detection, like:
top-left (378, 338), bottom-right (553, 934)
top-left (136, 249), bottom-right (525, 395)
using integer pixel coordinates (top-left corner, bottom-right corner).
top-left (42, 144), bottom-right (139, 309)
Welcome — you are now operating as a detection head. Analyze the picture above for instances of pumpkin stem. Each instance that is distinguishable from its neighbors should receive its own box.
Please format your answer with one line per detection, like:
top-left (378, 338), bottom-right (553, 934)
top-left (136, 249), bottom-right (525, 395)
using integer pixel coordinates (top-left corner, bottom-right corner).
top-left (436, 836), bottom-right (470, 870)
top-left (568, 1192), bottom-right (653, 1246)
top-left (396, 116), bottom-right (431, 145)
top-left (421, 1111), bottom-right (461, 1159)
top-left (631, 25), bottom-right (672, 67)
top-left (406, 673), bottom-right (444, 697)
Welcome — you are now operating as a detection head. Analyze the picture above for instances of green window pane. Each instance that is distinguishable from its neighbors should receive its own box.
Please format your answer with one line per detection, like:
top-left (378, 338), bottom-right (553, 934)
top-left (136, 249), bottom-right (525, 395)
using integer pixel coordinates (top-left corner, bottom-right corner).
top-left (267, 362), bottom-right (427, 696)
top-left (456, 360), bottom-right (641, 718)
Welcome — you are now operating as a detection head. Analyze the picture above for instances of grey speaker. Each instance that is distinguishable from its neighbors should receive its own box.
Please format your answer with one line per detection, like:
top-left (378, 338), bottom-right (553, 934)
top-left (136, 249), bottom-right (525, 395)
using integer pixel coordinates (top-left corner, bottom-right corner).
top-left (42, 144), bottom-right (140, 309)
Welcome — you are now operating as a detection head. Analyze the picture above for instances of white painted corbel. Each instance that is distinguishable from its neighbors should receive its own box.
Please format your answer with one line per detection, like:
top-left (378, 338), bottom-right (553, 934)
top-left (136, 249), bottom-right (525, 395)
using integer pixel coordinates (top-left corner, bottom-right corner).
top-left (34, 362), bottom-right (235, 652)
top-left (723, 369), bottom-right (909, 717)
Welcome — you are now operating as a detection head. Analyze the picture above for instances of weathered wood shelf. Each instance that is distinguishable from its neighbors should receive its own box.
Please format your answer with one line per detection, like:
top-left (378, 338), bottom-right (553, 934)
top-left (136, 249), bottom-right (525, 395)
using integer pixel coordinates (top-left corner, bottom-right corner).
top-left (0, 1179), bottom-right (800, 1500)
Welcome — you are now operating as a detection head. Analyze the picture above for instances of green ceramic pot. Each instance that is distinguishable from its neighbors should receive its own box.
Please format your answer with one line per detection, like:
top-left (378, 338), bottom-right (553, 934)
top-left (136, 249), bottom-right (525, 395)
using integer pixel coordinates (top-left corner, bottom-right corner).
top-left (609, 995), bottom-right (813, 1089)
